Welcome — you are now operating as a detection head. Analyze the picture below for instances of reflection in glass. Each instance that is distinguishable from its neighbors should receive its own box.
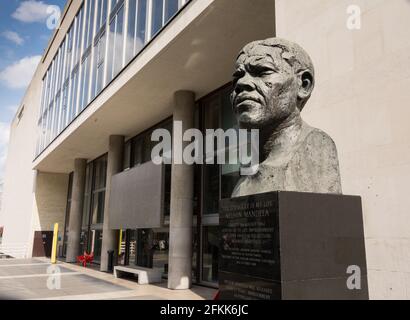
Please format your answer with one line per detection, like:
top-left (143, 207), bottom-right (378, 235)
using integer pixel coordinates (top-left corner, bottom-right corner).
top-left (127, 229), bottom-right (137, 266)
top-left (165, 0), bottom-right (179, 23)
top-left (151, 0), bottom-right (163, 37)
top-left (126, 0), bottom-right (147, 63)
top-left (118, 229), bottom-right (126, 265)
top-left (93, 32), bottom-right (106, 98)
top-left (80, 230), bottom-right (89, 254)
top-left (90, 230), bottom-right (103, 263)
top-left (135, 229), bottom-right (169, 274)
top-left (203, 160), bottom-right (219, 215)
top-left (91, 191), bottom-right (105, 224)
top-left (107, 5), bottom-right (125, 83)
top-left (202, 226), bottom-right (219, 283)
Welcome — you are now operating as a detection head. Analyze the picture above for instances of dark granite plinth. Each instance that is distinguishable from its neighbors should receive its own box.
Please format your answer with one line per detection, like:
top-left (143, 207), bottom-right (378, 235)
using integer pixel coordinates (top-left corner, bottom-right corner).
top-left (219, 191), bottom-right (368, 300)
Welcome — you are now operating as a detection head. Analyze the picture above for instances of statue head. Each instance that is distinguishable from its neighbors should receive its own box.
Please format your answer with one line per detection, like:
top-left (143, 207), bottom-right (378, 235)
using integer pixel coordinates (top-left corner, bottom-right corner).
top-left (231, 38), bottom-right (315, 130)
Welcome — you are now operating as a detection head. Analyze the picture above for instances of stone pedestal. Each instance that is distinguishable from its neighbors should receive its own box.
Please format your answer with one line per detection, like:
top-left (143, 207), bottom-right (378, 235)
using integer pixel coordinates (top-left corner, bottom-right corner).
top-left (219, 191), bottom-right (369, 300)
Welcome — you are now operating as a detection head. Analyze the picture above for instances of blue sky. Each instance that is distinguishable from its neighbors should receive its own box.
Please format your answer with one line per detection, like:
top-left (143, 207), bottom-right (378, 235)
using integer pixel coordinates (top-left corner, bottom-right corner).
top-left (0, 0), bottom-right (67, 180)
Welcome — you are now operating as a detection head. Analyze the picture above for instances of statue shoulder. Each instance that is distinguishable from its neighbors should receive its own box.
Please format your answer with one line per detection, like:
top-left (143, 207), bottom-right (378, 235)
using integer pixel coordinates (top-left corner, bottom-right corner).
top-left (300, 123), bottom-right (338, 153)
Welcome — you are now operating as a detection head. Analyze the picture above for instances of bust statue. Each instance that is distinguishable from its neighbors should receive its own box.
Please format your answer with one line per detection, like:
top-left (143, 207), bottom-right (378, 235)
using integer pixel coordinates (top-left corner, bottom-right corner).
top-left (231, 38), bottom-right (342, 197)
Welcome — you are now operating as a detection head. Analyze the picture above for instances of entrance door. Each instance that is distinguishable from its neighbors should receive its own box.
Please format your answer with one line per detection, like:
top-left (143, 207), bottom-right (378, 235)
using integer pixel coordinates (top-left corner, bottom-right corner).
top-left (136, 229), bottom-right (154, 268)
top-left (32, 231), bottom-right (53, 257)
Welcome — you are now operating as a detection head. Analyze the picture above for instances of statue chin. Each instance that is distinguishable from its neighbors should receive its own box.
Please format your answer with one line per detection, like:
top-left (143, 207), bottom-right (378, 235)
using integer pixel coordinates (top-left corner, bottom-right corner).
top-left (237, 114), bottom-right (267, 130)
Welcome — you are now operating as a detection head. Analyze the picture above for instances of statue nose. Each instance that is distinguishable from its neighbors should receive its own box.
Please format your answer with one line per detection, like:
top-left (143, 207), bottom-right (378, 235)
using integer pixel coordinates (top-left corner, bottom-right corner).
top-left (235, 74), bottom-right (255, 94)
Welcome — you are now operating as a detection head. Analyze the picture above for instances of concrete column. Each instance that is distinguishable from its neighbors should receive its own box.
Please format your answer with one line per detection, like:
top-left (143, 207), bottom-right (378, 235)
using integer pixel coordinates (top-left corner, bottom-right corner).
top-left (168, 90), bottom-right (195, 289)
top-left (66, 159), bottom-right (87, 263)
top-left (100, 135), bottom-right (124, 272)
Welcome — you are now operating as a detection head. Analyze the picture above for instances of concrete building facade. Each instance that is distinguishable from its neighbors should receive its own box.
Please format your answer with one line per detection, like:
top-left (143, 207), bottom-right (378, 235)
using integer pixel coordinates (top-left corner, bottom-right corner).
top-left (0, 0), bottom-right (409, 299)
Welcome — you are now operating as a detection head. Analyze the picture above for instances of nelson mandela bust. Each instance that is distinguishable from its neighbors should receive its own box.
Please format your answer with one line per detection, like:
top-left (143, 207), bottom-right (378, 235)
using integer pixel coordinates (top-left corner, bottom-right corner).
top-left (231, 38), bottom-right (342, 197)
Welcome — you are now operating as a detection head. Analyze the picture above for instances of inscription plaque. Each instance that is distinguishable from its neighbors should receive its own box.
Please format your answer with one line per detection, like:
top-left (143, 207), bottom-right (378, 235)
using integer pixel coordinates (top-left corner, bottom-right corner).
top-left (219, 191), bottom-right (369, 300)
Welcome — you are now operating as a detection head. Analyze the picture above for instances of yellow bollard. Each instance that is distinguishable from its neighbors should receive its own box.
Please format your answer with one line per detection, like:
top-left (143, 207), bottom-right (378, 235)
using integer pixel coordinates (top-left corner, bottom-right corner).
top-left (51, 223), bottom-right (58, 264)
top-left (118, 229), bottom-right (123, 255)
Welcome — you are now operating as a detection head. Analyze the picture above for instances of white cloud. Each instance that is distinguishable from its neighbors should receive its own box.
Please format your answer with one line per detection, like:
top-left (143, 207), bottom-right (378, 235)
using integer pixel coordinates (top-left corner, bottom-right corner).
top-left (0, 56), bottom-right (41, 89)
top-left (12, 0), bottom-right (50, 23)
top-left (2, 31), bottom-right (24, 45)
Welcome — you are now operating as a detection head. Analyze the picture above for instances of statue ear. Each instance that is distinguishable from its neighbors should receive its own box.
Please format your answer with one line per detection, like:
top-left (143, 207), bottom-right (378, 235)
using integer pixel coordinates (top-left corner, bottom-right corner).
top-left (297, 70), bottom-right (314, 103)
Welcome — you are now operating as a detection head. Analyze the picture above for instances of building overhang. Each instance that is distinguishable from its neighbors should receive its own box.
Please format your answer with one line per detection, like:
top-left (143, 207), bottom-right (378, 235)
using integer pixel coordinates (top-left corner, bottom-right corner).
top-left (33, 0), bottom-right (276, 173)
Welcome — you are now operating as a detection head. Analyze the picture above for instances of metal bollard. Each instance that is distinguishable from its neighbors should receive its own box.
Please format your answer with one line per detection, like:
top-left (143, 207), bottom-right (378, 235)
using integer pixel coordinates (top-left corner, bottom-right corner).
top-left (107, 250), bottom-right (115, 272)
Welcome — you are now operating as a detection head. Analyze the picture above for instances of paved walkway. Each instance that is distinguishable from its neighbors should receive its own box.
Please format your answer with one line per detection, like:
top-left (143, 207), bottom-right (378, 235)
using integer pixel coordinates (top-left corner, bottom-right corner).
top-left (0, 258), bottom-right (216, 300)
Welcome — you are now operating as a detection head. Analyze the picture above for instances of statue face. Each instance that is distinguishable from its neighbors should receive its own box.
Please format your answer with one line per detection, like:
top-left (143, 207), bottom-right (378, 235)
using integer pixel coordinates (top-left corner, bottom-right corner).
top-left (231, 45), bottom-right (300, 129)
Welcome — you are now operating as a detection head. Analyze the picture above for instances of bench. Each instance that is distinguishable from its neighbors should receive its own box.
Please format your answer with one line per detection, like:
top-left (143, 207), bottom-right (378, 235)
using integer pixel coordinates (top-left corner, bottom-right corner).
top-left (114, 265), bottom-right (162, 284)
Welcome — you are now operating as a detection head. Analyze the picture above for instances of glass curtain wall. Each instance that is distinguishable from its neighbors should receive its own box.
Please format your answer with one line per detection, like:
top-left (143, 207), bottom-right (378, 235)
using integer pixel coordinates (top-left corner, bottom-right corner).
top-left (120, 119), bottom-right (172, 276)
top-left (199, 85), bottom-right (239, 285)
top-left (63, 154), bottom-right (108, 264)
top-left (36, 0), bottom-right (190, 157)
top-left (106, 1), bottom-right (125, 83)
top-left (37, 5), bottom-right (85, 155)
top-left (62, 173), bottom-right (74, 257)
top-left (88, 155), bottom-right (107, 263)
top-left (92, 0), bottom-right (108, 99)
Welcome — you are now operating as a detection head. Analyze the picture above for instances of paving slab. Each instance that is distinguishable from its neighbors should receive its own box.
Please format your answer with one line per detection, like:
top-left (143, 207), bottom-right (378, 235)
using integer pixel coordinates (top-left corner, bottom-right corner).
top-left (0, 258), bottom-right (216, 300)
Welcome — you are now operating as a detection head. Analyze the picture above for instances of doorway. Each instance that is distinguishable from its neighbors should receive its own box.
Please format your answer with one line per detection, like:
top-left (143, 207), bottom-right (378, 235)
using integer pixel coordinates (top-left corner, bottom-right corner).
top-left (32, 231), bottom-right (53, 257)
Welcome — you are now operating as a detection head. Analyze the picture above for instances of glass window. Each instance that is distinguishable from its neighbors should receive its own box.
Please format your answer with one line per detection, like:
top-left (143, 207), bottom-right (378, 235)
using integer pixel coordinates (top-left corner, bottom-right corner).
top-left (203, 96), bottom-right (220, 215)
top-left (142, 131), bottom-right (154, 163)
top-left (90, 230), bottom-right (103, 262)
top-left (40, 111), bottom-right (47, 152)
top-left (46, 103), bottom-right (53, 145)
top-left (125, 0), bottom-right (137, 63)
top-left (62, 172), bottom-right (74, 257)
top-left (203, 160), bottom-right (219, 215)
top-left (126, 229), bottom-right (137, 266)
top-left (84, 0), bottom-right (96, 49)
top-left (136, 229), bottom-right (154, 268)
top-left (118, 229), bottom-right (127, 265)
top-left (91, 191), bottom-right (105, 224)
top-left (69, 65), bottom-right (79, 122)
top-left (82, 163), bottom-right (93, 228)
top-left (123, 140), bottom-right (131, 170)
top-left (202, 226), bottom-right (219, 283)
top-left (96, 0), bottom-right (108, 31)
top-left (80, 230), bottom-right (89, 254)
top-left (64, 26), bottom-right (74, 80)
top-left (151, 0), bottom-right (164, 37)
top-left (136, 0), bottom-right (147, 49)
top-left (132, 136), bottom-right (143, 166)
top-left (57, 41), bottom-right (66, 91)
top-left (106, 4), bottom-right (125, 83)
top-left (114, 6), bottom-right (125, 77)
top-left (163, 164), bottom-right (171, 217)
top-left (92, 32), bottom-right (106, 98)
top-left (79, 52), bottom-right (91, 111)
top-left (164, 0), bottom-right (178, 23)
top-left (53, 92), bottom-right (61, 139)
top-left (221, 91), bottom-right (240, 198)
top-left (125, 0), bottom-right (147, 63)
top-left (93, 155), bottom-right (107, 190)
top-left (201, 86), bottom-right (239, 210)
top-left (60, 82), bottom-right (69, 131)
top-left (50, 59), bottom-right (57, 100)
top-left (74, 7), bottom-right (84, 65)
top-left (110, 0), bottom-right (120, 10)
